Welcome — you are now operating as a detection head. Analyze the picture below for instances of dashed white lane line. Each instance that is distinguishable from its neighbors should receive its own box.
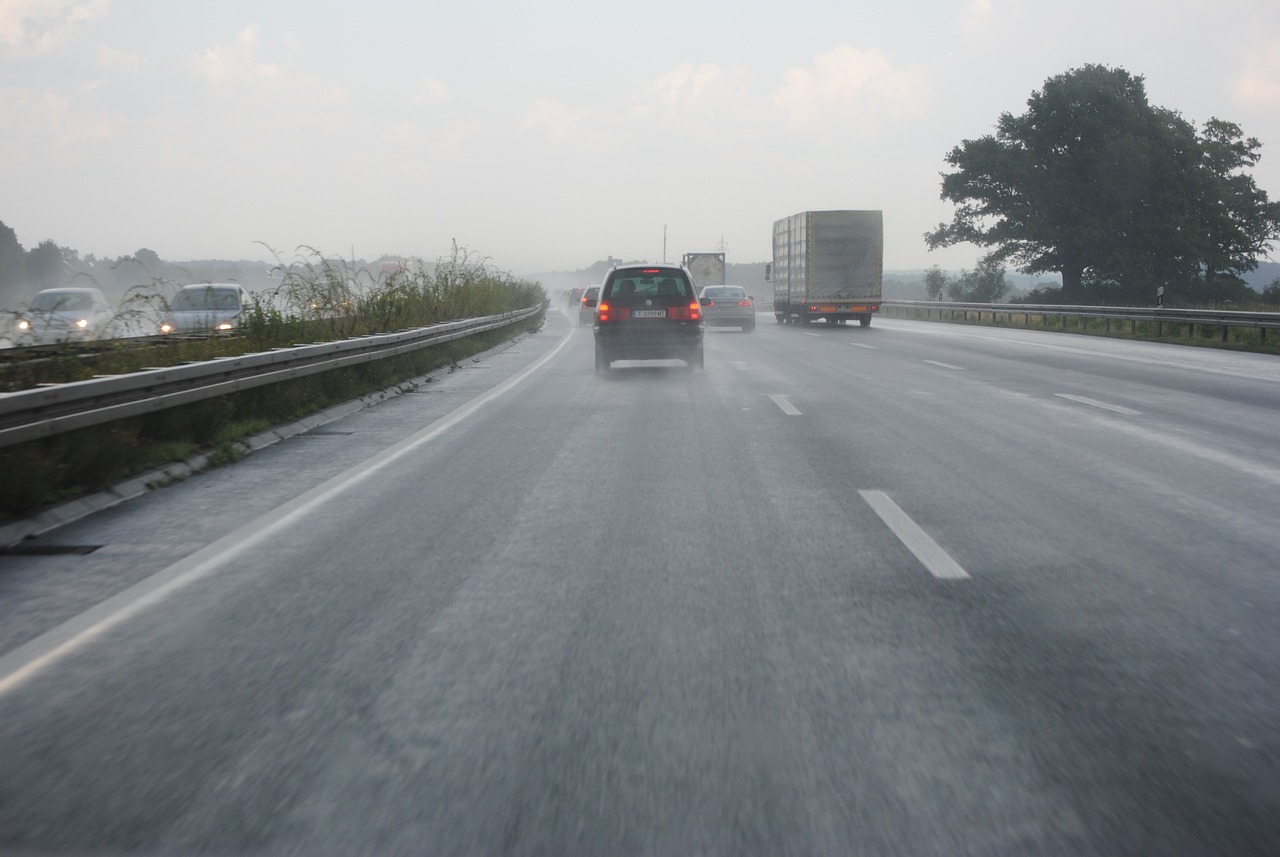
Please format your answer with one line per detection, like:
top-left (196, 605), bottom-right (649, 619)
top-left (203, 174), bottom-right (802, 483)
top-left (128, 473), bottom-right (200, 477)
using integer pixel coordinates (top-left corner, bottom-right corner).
top-left (849, 343), bottom-right (878, 349)
top-left (1054, 393), bottom-right (1141, 416)
top-left (859, 490), bottom-right (971, 580)
top-left (923, 360), bottom-right (965, 370)
top-left (768, 394), bottom-right (803, 416)
top-left (731, 361), bottom-right (750, 371)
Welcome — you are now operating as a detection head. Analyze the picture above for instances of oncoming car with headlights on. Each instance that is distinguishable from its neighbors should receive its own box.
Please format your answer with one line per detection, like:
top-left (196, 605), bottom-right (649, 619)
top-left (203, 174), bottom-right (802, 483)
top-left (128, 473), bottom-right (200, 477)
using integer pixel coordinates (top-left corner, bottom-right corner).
top-left (589, 264), bottom-right (704, 372)
top-left (160, 283), bottom-right (250, 334)
top-left (14, 287), bottom-right (116, 345)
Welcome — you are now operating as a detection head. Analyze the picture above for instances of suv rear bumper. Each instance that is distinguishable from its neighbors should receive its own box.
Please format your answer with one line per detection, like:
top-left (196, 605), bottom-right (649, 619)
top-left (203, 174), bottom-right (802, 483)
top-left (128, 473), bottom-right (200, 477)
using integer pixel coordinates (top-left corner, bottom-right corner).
top-left (594, 323), bottom-right (703, 360)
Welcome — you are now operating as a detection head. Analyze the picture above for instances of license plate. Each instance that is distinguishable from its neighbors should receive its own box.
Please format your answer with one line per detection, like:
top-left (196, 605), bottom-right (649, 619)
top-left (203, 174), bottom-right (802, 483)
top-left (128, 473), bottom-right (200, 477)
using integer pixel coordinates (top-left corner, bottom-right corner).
top-left (632, 309), bottom-right (667, 318)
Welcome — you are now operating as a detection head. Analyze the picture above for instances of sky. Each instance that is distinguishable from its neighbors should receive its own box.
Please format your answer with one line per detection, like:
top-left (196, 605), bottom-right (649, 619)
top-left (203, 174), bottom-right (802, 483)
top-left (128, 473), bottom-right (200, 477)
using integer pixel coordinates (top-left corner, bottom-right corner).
top-left (2, 0), bottom-right (1279, 277)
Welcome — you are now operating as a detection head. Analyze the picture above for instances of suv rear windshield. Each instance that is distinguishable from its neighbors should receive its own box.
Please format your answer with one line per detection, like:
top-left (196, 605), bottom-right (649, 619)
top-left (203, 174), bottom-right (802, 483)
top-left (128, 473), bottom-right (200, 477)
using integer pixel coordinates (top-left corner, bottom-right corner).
top-left (603, 270), bottom-right (694, 302)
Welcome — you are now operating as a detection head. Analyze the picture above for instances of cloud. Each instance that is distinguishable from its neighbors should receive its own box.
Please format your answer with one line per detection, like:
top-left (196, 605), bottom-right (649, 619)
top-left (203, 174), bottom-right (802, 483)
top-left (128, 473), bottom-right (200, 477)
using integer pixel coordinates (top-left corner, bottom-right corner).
top-left (773, 44), bottom-right (923, 125)
top-left (1231, 41), bottom-right (1280, 109)
top-left (97, 42), bottom-right (149, 74)
top-left (522, 100), bottom-right (587, 143)
top-left (202, 24), bottom-right (282, 84)
top-left (413, 76), bottom-right (450, 104)
top-left (0, 0), bottom-right (109, 49)
top-left (42, 88), bottom-right (113, 147)
top-left (647, 63), bottom-right (721, 108)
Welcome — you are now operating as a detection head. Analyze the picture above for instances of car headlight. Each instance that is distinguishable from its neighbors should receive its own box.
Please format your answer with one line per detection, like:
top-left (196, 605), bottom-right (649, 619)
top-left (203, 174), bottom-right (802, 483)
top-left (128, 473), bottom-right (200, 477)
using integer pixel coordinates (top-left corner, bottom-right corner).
top-left (17, 319), bottom-right (29, 331)
top-left (216, 322), bottom-right (234, 331)
top-left (76, 318), bottom-right (89, 329)
top-left (160, 322), bottom-right (174, 334)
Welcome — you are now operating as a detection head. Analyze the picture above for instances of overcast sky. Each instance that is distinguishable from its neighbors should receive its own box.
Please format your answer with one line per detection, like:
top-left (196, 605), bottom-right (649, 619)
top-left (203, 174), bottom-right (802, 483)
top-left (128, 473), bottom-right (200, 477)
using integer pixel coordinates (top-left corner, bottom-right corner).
top-left (2, 0), bottom-right (1278, 276)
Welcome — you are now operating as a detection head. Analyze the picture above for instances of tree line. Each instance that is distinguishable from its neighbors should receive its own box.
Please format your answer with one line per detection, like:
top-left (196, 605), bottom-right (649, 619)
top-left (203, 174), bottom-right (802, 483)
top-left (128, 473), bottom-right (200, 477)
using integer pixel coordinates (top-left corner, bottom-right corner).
top-left (0, 223), bottom-right (266, 310)
top-left (926, 64), bottom-right (1280, 307)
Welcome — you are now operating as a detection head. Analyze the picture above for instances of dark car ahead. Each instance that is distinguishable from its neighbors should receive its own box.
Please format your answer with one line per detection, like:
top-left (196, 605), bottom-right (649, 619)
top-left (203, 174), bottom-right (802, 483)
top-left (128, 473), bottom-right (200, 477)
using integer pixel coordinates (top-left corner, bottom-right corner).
top-left (590, 264), bottom-right (704, 372)
top-left (698, 285), bottom-right (756, 332)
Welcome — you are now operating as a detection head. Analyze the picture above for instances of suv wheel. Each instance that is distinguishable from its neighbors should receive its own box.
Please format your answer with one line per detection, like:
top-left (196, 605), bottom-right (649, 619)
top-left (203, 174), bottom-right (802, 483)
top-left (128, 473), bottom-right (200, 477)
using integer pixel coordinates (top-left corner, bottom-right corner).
top-left (595, 345), bottom-right (610, 373)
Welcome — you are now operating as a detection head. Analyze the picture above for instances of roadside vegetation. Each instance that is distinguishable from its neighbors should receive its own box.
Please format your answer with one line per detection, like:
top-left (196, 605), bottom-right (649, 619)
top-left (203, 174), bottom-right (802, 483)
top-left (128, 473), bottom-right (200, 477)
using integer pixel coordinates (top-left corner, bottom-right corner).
top-left (0, 246), bottom-right (546, 522)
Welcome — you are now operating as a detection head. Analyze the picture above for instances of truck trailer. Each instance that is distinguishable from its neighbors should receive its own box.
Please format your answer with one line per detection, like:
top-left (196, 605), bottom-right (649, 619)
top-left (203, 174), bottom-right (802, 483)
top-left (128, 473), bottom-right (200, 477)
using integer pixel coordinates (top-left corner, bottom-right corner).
top-left (770, 210), bottom-right (883, 327)
top-left (682, 252), bottom-right (726, 290)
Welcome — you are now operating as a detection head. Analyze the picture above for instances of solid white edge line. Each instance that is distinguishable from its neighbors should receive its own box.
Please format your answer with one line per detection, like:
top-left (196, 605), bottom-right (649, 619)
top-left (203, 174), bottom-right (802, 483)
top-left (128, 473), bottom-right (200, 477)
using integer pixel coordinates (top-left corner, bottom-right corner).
top-left (859, 490), bottom-right (970, 580)
top-left (0, 322), bottom-right (578, 699)
top-left (768, 394), bottom-right (802, 415)
top-left (1054, 393), bottom-right (1141, 416)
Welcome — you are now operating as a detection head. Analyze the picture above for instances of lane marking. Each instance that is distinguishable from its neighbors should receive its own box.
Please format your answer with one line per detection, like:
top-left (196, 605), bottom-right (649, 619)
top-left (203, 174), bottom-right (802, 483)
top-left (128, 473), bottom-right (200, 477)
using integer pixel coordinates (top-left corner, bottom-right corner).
top-left (923, 360), bottom-right (965, 370)
top-left (803, 332), bottom-right (821, 338)
top-left (859, 490), bottom-right (970, 580)
top-left (768, 394), bottom-right (802, 416)
top-left (849, 343), bottom-right (878, 350)
top-left (731, 361), bottom-right (750, 371)
top-left (0, 324), bottom-right (579, 699)
top-left (1054, 393), bottom-right (1141, 416)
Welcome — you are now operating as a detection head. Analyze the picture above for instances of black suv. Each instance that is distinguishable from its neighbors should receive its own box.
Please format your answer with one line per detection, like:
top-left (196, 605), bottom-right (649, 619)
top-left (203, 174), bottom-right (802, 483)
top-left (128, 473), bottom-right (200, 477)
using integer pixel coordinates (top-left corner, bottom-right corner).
top-left (589, 264), bottom-right (704, 372)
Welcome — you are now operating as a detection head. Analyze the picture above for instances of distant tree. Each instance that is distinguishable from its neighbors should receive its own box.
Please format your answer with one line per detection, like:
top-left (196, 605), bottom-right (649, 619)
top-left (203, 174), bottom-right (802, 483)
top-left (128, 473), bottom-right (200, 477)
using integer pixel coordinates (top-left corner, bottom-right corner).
top-left (925, 64), bottom-right (1280, 305)
top-left (0, 220), bottom-right (24, 305)
top-left (26, 240), bottom-right (67, 289)
top-left (947, 258), bottom-right (1011, 302)
top-left (133, 248), bottom-right (163, 271)
top-left (1261, 278), bottom-right (1280, 306)
top-left (923, 265), bottom-right (948, 300)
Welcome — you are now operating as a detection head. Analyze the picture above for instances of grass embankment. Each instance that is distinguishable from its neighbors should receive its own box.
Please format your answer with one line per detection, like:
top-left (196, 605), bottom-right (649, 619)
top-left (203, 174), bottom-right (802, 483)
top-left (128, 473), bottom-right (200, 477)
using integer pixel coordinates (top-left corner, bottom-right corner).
top-left (881, 303), bottom-right (1280, 357)
top-left (0, 248), bottom-right (546, 522)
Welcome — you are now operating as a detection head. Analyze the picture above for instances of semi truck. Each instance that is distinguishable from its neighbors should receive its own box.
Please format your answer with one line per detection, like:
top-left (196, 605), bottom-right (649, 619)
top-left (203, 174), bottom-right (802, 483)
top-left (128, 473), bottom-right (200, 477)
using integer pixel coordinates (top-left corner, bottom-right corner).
top-left (769, 210), bottom-right (883, 327)
top-left (681, 252), bottom-right (726, 290)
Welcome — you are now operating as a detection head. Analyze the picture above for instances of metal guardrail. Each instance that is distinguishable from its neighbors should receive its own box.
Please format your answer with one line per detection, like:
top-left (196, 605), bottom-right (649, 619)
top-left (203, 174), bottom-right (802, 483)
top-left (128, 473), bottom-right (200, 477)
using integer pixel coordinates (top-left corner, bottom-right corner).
top-left (882, 300), bottom-right (1280, 341)
top-left (0, 306), bottom-right (541, 449)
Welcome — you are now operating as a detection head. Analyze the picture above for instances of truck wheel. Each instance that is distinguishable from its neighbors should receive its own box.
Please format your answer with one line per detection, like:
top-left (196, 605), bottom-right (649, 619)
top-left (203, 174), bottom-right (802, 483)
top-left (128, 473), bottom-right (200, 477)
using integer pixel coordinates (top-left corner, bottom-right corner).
top-left (775, 315), bottom-right (784, 325)
top-left (860, 316), bottom-right (871, 328)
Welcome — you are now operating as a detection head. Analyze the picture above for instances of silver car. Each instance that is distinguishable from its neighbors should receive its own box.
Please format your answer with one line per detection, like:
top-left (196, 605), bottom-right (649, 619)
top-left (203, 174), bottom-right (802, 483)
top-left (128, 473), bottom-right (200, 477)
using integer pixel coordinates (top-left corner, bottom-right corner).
top-left (697, 285), bottom-right (756, 332)
top-left (14, 287), bottom-right (116, 344)
top-left (160, 283), bottom-right (250, 334)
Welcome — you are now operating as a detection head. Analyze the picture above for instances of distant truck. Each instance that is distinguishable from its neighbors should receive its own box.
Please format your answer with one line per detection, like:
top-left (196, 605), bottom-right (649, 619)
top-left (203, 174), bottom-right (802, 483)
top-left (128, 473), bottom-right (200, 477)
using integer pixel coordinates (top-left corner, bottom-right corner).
top-left (682, 252), bottom-right (726, 290)
top-left (769, 210), bottom-right (882, 327)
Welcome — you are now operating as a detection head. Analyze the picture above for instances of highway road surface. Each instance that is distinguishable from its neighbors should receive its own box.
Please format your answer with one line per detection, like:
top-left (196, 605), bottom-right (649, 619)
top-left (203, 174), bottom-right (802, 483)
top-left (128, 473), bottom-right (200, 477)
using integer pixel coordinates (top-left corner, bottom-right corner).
top-left (1, 306), bottom-right (1277, 854)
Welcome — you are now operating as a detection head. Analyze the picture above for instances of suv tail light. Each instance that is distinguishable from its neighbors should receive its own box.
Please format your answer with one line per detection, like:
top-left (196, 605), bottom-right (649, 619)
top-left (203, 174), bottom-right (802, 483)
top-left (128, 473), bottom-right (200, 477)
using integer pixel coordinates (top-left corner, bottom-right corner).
top-left (668, 302), bottom-right (702, 321)
top-left (597, 302), bottom-right (632, 322)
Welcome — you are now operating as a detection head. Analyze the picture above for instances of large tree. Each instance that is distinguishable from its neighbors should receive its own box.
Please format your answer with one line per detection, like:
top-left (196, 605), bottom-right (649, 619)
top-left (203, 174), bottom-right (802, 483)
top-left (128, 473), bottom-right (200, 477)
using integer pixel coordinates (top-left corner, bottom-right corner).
top-left (1192, 119), bottom-right (1280, 297)
top-left (925, 64), bottom-right (1279, 304)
